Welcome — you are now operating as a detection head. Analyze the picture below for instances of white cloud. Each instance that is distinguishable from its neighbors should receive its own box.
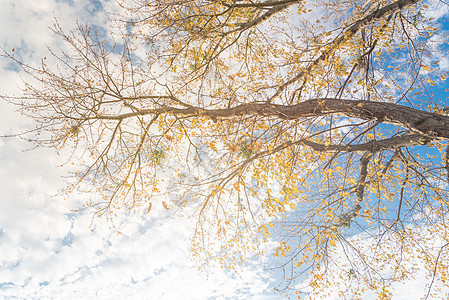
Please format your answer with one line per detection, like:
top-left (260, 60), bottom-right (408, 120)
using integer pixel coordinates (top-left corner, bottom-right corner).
top-left (422, 0), bottom-right (449, 21)
top-left (0, 120), bottom-right (275, 300)
top-left (0, 0), bottom-right (276, 299)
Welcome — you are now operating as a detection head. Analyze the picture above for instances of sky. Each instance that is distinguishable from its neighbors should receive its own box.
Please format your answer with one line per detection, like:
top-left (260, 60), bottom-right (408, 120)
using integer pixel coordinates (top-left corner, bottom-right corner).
top-left (0, 1), bottom-right (278, 299)
top-left (0, 0), bottom-right (448, 299)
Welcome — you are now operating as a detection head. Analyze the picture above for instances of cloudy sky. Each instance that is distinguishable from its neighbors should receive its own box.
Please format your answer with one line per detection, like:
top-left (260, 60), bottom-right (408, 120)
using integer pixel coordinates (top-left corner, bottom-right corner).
top-left (0, 0), bottom-right (448, 299)
top-left (0, 1), bottom-right (278, 299)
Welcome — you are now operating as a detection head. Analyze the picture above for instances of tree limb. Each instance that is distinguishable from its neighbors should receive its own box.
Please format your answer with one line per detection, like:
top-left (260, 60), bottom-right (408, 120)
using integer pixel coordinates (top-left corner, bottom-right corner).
top-left (267, 0), bottom-right (422, 101)
top-left (299, 133), bottom-right (431, 153)
top-left (94, 98), bottom-right (449, 139)
top-left (337, 151), bottom-right (373, 227)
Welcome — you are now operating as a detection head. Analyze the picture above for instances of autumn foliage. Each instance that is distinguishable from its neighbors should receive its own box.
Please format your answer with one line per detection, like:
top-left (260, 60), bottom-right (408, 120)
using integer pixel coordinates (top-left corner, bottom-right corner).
top-left (5, 0), bottom-right (449, 297)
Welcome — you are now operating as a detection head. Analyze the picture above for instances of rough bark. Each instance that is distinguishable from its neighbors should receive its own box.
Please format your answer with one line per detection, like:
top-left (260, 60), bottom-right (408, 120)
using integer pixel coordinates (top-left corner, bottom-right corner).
top-left (97, 98), bottom-right (449, 139)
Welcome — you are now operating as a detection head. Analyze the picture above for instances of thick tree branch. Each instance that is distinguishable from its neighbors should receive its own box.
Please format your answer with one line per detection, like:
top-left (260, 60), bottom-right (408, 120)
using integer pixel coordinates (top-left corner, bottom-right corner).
top-left (95, 98), bottom-right (449, 139)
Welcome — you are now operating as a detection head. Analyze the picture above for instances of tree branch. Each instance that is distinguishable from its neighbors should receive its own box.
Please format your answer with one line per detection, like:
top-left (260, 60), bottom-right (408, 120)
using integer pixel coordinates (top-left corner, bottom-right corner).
top-left (94, 98), bottom-right (449, 139)
top-left (229, 2), bottom-right (295, 34)
top-left (267, 0), bottom-right (422, 101)
top-left (222, 0), bottom-right (301, 8)
top-left (299, 133), bottom-right (431, 153)
top-left (337, 151), bottom-right (373, 227)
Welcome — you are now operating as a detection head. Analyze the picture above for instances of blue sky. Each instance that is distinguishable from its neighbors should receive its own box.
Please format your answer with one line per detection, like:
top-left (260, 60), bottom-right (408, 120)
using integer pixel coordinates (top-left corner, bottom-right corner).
top-left (1, 0), bottom-right (449, 299)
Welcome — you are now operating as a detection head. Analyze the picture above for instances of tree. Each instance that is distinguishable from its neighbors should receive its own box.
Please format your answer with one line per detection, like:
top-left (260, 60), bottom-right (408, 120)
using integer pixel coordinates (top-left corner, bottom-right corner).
top-left (4, 0), bottom-right (449, 297)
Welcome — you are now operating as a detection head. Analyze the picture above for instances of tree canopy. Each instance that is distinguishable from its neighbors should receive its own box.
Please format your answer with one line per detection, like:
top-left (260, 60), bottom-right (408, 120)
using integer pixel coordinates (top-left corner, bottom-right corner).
top-left (4, 0), bottom-right (449, 297)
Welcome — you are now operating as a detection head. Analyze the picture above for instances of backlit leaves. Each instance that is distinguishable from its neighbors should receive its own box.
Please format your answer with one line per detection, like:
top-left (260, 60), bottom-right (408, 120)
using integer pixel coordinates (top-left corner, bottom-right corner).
top-left (5, 0), bottom-right (449, 297)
